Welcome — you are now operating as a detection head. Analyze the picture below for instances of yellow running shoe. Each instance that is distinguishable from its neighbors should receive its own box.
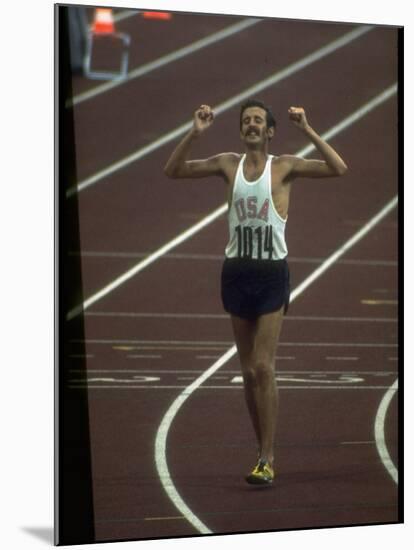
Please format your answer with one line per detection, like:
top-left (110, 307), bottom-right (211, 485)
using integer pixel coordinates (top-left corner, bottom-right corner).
top-left (245, 459), bottom-right (275, 485)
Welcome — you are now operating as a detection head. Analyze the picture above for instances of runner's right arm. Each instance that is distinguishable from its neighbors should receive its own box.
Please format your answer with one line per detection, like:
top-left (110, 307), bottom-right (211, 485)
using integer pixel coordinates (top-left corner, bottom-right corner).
top-left (164, 105), bottom-right (230, 179)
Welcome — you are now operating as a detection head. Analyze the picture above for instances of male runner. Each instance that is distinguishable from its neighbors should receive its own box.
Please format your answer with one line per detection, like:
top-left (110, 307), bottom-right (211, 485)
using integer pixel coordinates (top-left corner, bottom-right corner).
top-left (164, 100), bottom-right (347, 485)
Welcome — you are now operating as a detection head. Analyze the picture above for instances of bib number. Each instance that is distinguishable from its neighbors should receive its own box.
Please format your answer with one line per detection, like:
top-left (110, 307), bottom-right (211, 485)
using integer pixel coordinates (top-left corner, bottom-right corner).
top-left (235, 225), bottom-right (273, 259)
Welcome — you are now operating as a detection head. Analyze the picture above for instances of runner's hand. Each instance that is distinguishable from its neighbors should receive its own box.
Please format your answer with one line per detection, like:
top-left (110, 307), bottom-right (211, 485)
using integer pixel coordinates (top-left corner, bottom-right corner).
top-left (193, 105), bottom-right (214, 135)
top-left (288, 106), bottom-right (309, 130)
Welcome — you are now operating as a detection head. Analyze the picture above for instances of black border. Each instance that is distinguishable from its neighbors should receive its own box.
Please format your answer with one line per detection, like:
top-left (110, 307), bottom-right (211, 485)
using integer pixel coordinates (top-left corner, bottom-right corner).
top-left (55, 4), bottom-right (95, 545)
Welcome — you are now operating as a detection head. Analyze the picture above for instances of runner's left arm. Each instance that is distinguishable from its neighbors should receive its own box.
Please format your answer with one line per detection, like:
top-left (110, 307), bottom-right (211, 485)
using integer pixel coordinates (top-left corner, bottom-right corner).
top-left (285, 107), bottom-right (348, 179)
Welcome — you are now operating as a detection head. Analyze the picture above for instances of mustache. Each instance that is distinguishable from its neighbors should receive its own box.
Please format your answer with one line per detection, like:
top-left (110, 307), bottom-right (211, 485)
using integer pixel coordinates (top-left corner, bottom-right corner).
top-left (245, 127), bottom-right (260, 135)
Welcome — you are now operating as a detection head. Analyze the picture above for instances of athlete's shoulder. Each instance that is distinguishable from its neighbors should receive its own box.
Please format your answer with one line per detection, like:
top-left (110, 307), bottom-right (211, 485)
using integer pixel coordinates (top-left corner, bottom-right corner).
top-left (272, 154), bottom-right (298, 166)
top-left (270, 154), bottom-right (299, 183)
top-left (217, 152), bottom-right (241, 164)
top-left (213, 152), bottom-right (240, 172)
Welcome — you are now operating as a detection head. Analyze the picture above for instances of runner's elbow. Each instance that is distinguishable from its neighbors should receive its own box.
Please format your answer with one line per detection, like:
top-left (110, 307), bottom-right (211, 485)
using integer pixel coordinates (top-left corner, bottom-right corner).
top-left (332, 162), bottom-right (348, 177)
top-left (337, 163), bottom-right (348, 176)
top-left (164, 164), bottom-right (179, 178)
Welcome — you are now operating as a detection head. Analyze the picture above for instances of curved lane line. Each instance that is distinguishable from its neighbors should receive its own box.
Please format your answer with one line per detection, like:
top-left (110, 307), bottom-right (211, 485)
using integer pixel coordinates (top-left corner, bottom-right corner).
top-left (154, 346), bottom-right (237, 535)
top-left (155, 196), bottom-right (398, 534)
top-left (374, 378), bottom-right (398, 484)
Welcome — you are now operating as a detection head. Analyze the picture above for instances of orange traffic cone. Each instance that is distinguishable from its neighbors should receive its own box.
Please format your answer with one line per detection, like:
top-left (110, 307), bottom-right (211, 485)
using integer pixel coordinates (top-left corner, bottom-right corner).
top-left (142, 11), bottom-right (172, 20)
top-left (91, 8), bottom-right (115, 34)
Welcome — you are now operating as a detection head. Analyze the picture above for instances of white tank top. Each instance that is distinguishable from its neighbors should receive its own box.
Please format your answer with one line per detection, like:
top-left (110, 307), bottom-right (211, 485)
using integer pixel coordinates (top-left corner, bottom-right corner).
top-left (225, 154), bottom-right (288, 260)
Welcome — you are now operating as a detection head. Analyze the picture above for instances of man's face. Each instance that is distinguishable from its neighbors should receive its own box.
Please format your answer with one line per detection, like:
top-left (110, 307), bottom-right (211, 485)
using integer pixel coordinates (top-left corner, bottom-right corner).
top-left (240, 106), bottom-right (274, 147)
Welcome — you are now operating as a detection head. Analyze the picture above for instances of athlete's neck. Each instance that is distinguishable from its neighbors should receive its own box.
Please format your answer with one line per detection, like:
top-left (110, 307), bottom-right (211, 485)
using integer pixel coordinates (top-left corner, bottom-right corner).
top-left (244, 149), bottom-right (268, 166)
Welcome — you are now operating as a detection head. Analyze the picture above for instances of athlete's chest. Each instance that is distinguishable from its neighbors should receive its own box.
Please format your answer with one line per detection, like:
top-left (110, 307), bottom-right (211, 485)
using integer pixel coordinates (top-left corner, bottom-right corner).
top-left (233, 161), bottom-right (287, 195)
top-left (227, 157), bottom-right (290, 218)
top-left (238, 162), bottom-right (291, 221)
top-left (242, 162), bottom-right (267, 182)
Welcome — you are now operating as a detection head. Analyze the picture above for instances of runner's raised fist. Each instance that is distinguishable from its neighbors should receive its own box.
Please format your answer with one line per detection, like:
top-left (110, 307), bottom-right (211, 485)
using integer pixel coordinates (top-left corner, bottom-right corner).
top-left (288, 106), bottom-right (309, 129)
top-left (193, 104), bottom-right (215, 134)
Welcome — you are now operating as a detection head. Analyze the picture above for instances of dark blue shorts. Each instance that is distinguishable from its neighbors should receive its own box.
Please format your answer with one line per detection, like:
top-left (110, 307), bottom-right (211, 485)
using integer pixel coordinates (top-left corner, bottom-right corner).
top-left (221, 257), bottom-right (290, 320)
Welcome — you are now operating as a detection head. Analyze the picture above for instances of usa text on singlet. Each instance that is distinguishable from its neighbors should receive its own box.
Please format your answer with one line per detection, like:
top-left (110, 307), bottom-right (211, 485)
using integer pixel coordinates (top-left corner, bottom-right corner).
top-left (225, 154), bottom-right (288, 260)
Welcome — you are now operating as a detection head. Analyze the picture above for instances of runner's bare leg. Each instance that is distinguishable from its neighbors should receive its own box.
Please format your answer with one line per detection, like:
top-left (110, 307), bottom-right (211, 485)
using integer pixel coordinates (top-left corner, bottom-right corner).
top-left (231, 307), bottom-right (284, 465)
top-left (231, 316), bottom-right (261, 445)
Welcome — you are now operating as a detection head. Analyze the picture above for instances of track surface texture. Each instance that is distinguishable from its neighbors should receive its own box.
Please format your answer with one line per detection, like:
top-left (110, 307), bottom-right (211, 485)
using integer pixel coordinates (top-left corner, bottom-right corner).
top-left (66, 7), bottom-right (400, 543)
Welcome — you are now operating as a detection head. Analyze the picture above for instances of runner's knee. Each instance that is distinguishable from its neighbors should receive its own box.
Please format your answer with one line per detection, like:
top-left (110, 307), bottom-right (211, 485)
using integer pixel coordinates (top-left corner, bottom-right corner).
top-left (244, 359), bottom-right (274, 386)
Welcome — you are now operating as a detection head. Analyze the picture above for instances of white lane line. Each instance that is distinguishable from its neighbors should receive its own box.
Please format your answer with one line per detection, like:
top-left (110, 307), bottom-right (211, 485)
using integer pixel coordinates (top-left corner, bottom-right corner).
top-left (66, 205), bottom-right (226, 319)
top-left (183, 375), bottom-right (228, 380)
top-left (84, 311), bottom-right (397, 323)
top-left (155, 345), bottom-right (237, 534)
top-left (69, 374), bottom-right (396, 378)
top-left (126, 354), bottom-right (162, 359)
top-left (114, 339), bottom-right (231, 345)
top-left (298, 85), bottom-right (398, 157)
top-left (154, 195), bottom-right (398, 534)
top-left (287, 316), bottom-right (397, 323)
top-left (125, 346), bottom-right (228, 351)
top-left (290, 196), bottom-right (398, 300)
top-left (66, 83), bottom-right (395, 321)
top-left (69, 18), bottom-right (260, 107)
top-left (341, 441), bottom-right (374, 445)
top-left (70, 385), bottom-right (394, 391)
top-left (196, 354), bottom-right (296, 360)
top-left (113, 9), bottom-right (140, 23)
top-left (374, 378), bottom-right (398, 484)
top-left (67, 25), bottom-right (372, 196)
top-left (232, 374), bottom-right (364, 385)
top-left (70, 369), bottom-right (164, 373)
top-left (281, 343), bottom-right (396, 348)
top-left (71, 251), bottom-right (397, 266)
top-left (86, 311), bottom-right (229, 319)
top-left (70, 251), bottom-right (398, 266)
top-left (71, 338), bottom-right (397, 348)
top-left (325, 357), bottom-right (359, 362)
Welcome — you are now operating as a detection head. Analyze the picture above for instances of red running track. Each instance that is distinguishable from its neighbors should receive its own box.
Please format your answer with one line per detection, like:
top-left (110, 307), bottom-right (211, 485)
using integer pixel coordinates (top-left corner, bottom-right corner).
top-left (65, 8), bottom-right (400, 543)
